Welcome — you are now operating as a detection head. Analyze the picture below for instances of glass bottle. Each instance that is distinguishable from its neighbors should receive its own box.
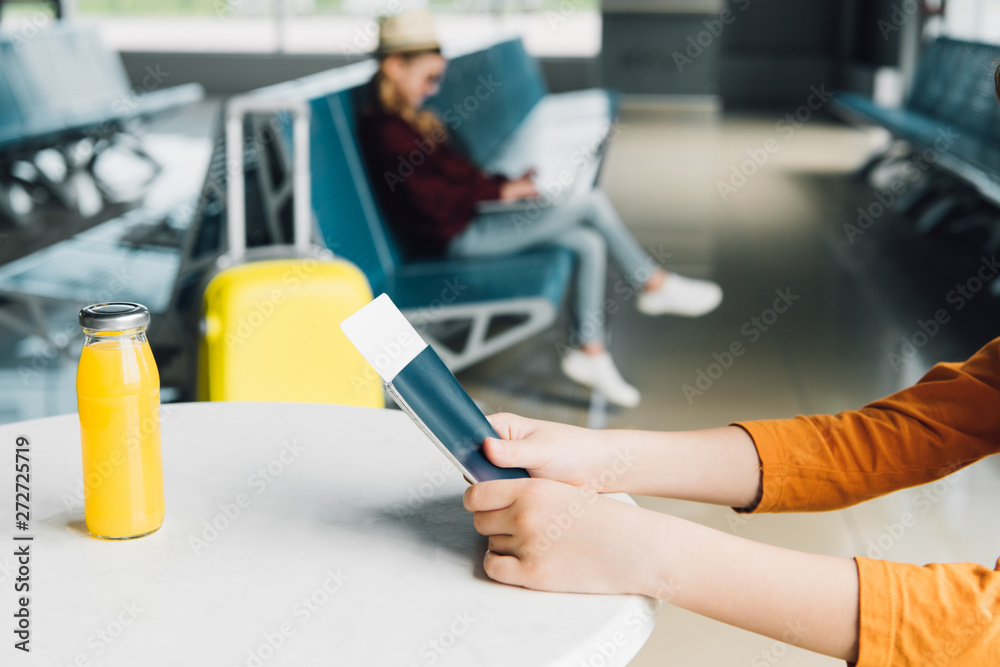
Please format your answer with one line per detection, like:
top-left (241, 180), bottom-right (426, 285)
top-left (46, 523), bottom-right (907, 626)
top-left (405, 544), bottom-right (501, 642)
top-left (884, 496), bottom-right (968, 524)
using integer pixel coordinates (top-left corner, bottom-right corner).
top-left (76, 303), bottom-right (165, 539)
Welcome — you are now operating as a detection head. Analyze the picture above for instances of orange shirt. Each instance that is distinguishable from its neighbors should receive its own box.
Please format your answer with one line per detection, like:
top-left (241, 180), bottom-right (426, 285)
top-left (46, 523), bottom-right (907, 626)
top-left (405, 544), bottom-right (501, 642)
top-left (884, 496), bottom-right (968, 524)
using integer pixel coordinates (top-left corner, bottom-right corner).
top-left (736, 336), bottom-right (1000, 666)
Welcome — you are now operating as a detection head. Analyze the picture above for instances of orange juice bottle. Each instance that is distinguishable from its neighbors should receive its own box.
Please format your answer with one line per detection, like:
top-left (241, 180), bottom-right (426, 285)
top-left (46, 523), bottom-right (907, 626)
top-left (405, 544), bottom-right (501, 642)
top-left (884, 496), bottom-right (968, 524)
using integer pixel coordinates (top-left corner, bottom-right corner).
top-left (76, 303), bottom-right (164, 539)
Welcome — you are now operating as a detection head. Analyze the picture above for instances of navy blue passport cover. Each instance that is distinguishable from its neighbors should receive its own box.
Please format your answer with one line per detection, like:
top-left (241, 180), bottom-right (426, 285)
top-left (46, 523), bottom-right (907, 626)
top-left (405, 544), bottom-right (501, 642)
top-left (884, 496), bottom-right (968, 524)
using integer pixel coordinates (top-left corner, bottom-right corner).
top-left (390, 347), bottom-right (529, 482)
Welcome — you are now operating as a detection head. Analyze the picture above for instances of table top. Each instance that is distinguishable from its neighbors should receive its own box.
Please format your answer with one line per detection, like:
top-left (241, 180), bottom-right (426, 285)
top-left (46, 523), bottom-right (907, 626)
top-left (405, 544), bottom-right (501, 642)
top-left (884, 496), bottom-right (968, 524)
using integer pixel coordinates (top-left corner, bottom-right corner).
top-left (0, 402), bottom-right (657, 666)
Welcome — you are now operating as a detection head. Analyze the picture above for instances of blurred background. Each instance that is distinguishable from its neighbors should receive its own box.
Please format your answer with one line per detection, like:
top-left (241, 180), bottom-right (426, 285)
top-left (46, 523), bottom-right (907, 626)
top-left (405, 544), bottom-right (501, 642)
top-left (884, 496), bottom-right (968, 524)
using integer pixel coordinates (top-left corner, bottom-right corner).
top-left (1, 1), bottom-right (999, 664)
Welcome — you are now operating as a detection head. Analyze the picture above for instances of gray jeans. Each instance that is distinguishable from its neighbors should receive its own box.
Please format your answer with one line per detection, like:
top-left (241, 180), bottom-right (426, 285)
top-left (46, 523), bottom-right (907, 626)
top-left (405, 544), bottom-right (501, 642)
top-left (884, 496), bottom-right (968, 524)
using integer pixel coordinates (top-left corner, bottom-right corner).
top-left (447, 189), bottom-right (655, 346)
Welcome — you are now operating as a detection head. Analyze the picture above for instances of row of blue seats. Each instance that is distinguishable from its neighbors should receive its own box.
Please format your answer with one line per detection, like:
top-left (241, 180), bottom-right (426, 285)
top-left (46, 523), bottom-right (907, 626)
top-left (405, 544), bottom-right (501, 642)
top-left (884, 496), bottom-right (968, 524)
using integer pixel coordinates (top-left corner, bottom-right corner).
top-left (0, 22), bottom-right (204, 156)
top-left (832, 37), bottom-right (1000, 191)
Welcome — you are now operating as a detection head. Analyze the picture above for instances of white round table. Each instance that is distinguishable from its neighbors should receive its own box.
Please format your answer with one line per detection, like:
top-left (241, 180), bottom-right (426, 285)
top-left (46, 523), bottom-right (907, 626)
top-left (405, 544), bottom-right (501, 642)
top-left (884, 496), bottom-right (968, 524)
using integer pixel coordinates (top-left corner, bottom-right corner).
top-left (0, 402), bottom-right (657, 666)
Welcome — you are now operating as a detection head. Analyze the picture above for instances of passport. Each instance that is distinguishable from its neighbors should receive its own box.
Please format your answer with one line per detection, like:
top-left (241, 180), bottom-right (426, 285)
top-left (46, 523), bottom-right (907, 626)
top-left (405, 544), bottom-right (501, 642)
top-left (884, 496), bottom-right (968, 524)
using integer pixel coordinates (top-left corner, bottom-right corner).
top-left (340, 293), bottom-right (529, 483)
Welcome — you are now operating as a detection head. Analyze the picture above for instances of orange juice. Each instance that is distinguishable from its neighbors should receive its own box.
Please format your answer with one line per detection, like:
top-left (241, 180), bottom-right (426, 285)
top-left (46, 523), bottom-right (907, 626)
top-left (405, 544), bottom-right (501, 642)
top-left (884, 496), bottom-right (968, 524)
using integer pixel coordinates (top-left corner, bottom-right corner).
top-left (77, 304), bottom-right (164, 540)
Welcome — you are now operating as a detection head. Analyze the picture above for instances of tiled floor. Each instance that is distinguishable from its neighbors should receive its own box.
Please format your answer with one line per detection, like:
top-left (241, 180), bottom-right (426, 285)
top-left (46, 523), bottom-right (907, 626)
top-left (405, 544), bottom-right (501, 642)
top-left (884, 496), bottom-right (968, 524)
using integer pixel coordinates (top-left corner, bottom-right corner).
top-left (2, 101), bottom-right (999, 665)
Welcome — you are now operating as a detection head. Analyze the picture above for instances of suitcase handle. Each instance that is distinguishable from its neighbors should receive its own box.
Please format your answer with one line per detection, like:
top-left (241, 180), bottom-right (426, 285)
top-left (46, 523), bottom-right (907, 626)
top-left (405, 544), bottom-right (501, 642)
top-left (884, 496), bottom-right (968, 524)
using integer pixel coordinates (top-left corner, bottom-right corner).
top-left (224, 97), bottom-right (312, 262)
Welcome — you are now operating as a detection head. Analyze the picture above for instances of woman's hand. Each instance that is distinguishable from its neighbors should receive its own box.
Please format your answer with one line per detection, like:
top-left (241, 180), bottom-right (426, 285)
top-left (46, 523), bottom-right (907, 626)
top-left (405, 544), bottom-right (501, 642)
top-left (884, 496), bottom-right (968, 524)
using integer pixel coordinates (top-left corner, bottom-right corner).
top-left (484, 413), bottom-right (632, 493)
top-left (464, 477), bottom-right (661, 595)
top-left (499, 177), bottom-right (539, 202)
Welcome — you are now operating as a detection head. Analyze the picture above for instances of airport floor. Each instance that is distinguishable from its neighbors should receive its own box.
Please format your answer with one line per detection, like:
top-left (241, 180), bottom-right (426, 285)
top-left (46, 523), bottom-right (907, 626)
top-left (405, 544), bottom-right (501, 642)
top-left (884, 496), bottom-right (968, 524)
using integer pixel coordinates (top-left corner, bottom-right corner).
top-left (2, 100), bottom-right (999, 665)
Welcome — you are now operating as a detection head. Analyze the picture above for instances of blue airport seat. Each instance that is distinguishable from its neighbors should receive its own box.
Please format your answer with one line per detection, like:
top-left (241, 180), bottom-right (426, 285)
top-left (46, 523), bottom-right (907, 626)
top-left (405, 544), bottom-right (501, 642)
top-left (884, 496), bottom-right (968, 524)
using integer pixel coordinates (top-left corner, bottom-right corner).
top-left (831, 35), bottom-right (1000, 298)
top-left (0, 65), bottom-right (22, 148)
top-left (0, 23), bottom-right (204, 157)
top-left (831, 91), bottom-right (943, 146)
top-left (0, 38), bottom-right (62, 149)
top-left (906, 38), bottom-right (966, 121)
top-left (388, 250), bottom-right (573, 312)
top-left (0, 22), bottom-right (209, 324)
top-left (0, 207), bottom-right (184, 313)
top-left (424, 39), bottom-right (547, 166)
top-left (831, 36), bottom-right (1000, 204)
top-left (485, 88), bottom-right (620, 188)
top-left (424, 39), bottom-right (619, 198)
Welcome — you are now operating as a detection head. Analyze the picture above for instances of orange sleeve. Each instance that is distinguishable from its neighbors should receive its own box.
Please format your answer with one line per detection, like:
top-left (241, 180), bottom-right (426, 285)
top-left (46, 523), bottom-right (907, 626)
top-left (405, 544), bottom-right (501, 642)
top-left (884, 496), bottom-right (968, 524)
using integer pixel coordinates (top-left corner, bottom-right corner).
top-left (733, 336), bottom-right (1000, 513)
top-left (854, 557), bottom-right (1000, 666)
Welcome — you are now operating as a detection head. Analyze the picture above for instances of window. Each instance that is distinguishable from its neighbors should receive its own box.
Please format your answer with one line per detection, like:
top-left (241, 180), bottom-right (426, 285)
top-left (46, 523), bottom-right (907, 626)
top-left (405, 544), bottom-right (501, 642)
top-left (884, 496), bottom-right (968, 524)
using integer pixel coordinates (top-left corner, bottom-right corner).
top-left (939, 0), bottom-right (1000, 42)
top-left (69, 0), bottom-right (600, 56)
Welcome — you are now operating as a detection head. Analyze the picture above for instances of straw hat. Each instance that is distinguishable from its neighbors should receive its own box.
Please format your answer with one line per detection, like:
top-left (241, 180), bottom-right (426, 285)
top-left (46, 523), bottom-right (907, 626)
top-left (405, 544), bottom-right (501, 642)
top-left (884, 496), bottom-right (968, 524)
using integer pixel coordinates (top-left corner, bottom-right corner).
top-left (377, 9), bottom-right (441, 56)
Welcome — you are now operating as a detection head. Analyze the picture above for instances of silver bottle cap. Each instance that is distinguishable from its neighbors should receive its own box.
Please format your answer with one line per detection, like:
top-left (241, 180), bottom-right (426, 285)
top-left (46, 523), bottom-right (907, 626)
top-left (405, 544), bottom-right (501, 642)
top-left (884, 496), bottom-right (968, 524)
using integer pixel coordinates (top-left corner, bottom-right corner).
top-left (79, 302), bottom-right (151, 331)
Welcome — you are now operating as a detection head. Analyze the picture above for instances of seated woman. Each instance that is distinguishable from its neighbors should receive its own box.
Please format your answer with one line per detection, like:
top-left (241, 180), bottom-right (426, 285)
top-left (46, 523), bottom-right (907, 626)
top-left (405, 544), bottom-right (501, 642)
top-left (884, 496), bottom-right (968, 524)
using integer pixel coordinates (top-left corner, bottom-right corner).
top-left (358, 10), bottom-right (723, 408)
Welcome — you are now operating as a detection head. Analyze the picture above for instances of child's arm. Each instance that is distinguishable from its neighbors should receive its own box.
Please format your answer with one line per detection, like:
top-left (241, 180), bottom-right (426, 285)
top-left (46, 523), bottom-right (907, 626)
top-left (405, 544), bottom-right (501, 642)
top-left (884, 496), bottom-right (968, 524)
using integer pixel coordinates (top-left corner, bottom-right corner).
top-left (483, 415), bottom-right (763, 507)
top-left (470, 337), bottom-right (1000, 663)
top-left (464, 478), bottom-right (860, 662)
top-left (486, 336), bottom-right (1000, 512)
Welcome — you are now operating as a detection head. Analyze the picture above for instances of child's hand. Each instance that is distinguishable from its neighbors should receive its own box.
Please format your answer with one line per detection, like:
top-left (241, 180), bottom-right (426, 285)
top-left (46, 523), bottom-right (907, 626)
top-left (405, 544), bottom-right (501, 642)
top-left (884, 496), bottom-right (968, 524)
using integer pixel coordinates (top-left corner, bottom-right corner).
top-left (464, 478), bottom-right (659, 596)
top-left (485, 413), bottom-right (630, 493)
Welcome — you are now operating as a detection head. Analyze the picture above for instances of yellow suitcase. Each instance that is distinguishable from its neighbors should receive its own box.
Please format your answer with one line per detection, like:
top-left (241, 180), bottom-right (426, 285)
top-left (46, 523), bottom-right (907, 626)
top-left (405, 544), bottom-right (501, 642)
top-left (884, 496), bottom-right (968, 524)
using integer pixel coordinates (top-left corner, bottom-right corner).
top-left (197, 98), bottom-right (383, 408)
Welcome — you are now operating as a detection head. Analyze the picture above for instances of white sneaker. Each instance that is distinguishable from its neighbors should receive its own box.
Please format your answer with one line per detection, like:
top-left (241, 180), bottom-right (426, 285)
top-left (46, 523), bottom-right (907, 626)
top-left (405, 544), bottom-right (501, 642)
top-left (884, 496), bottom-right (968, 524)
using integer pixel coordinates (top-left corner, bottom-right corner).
top-left (637, 274), bottom-right (723, 317)
top-left (560, 349), bottom-right (641, 409)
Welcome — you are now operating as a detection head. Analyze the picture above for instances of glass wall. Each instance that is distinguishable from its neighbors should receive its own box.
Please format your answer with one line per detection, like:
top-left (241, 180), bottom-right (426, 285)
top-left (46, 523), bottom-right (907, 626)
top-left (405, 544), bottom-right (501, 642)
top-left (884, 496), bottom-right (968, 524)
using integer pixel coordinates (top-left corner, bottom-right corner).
top-left (939, 0), bottom-right (1000, 41)
top-left (60, 0), bottom-right (599, 56)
